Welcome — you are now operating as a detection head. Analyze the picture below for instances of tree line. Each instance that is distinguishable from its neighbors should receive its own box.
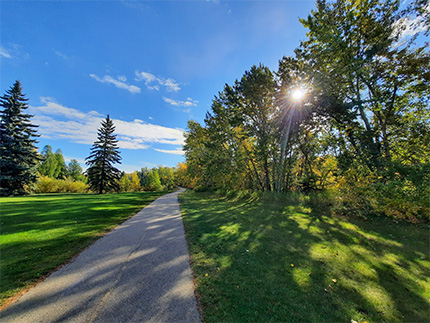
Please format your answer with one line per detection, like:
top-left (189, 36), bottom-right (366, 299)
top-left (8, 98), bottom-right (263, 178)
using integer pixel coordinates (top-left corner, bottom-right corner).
top-left (182, 0), bottom-right (429, 222)
top-left (0, 81), bottom-right (180, 195)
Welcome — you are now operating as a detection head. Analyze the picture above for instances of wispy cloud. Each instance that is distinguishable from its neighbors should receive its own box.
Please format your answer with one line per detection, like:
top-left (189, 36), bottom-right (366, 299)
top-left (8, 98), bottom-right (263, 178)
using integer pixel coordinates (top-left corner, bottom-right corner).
top-left (53, 50), bottom-right (72, 60)
top-left (135, 71), bottom-right (181, 92)
top-left (0, 44), bottom-right (30, 61)
top-left (163, 97), bottom-right (198, 107)
top-left (154, 148), bottom-right (185, 156)
top-left (29, 97), bottom-right (185, 151)
top-left (90, 74), bottom-right (141, 94)
top-left (0, 46), bottom-right (12, 59)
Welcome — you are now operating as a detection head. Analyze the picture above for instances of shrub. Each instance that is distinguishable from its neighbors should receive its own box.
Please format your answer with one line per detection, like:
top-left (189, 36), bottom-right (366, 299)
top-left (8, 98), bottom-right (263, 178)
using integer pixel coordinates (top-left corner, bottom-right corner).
top-left (35, 176), bottom-right (88, 193)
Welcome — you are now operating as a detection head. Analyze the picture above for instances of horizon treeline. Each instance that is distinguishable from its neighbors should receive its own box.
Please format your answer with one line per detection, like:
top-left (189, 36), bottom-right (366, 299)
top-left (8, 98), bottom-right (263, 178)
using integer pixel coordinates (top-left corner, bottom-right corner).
top-left (35, 145), bottom-right (180, 193)
top-left (182, 0), bottom-right (429, 222)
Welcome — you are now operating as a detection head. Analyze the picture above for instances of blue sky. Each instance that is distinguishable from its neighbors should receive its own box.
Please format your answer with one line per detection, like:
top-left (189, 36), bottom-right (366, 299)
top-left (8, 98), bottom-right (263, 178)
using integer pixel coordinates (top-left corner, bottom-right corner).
top-left (1, 0), bottom-right (316, 172)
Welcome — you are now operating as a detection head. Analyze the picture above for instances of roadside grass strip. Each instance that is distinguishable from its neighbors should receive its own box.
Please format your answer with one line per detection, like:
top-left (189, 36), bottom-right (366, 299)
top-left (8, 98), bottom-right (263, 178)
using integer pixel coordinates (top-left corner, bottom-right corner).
top-left (180, 190), bottom-right (430, 323)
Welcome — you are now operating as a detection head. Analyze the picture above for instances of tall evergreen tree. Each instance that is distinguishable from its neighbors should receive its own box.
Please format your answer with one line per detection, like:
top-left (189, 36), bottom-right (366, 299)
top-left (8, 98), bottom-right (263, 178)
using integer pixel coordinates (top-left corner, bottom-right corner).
top-left (85, 115), bottom-right (122, 194)
top-left (0, 81), bottom-right (40, 196)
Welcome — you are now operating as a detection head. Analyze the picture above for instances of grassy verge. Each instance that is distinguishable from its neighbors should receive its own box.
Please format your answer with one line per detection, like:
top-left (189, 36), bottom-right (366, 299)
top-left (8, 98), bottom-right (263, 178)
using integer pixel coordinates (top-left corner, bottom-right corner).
top-left (0, 191), bottom-right (166, 305)
top-left (180, 190), bottom-right (430, 323)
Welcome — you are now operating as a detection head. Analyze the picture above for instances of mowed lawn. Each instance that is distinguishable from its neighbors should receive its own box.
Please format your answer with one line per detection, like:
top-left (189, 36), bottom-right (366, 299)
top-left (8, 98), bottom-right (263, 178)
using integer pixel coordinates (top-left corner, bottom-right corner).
top-left (0, 191), bottom-right (166, 305)
top-left (180, 190), bottom-right (430, 323)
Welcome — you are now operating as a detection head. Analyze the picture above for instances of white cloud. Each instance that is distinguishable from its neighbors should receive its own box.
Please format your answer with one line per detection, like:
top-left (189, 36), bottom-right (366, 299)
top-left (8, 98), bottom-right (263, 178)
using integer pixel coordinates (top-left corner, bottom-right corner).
top-left (54, 50), bottom-right (71, 60)
top-left (90, 74), bottom-right (141, 94)
top-left (135, 70), bottom-right (181, 92)
top-left (393, 3), bottom-right (429, 40)
top-left (135, 71), bottom-right (157, 84)
top-left (0, 46), bottom-right (11, 58)
top-left (163, 96), bottom-right (198, 108)
top-left (394, 16), bottom-right (427, 39)
top-left (163, 78), bottom-right (181, 92)
top-left (154, 147), bottom-right (185, 156)
top-left (29, 98), bottom-right (185, 151)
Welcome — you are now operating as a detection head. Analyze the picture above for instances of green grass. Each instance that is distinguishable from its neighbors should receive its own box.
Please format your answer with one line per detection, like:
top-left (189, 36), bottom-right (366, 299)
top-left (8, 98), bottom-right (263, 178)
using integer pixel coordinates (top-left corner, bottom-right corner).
top-left (180, 190), bottom-right (430, 323)
top-left (0, 191), bottom-right (166, 305)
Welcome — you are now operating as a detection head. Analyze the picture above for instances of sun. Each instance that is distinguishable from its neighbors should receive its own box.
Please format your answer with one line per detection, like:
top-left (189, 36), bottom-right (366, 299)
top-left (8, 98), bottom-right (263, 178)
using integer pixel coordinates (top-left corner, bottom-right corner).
top-left (291, 88), bottom-right (305, 102)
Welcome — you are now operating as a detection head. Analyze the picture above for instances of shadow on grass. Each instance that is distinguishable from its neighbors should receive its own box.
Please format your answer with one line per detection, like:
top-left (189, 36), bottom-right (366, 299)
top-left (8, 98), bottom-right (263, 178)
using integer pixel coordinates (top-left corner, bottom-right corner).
top-left (1, 193), bottom-right (199, 322)
top-left (0, 191), bottom-right (166, 303)
top-left (180, 191), bottom-right (430, 322)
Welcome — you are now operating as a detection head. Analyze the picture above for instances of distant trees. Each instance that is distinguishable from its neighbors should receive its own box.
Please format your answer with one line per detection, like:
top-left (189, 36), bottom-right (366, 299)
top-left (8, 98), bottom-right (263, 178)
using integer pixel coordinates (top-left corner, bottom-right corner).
top-left (136, 166), bottom-right (176, 191)
top-left (0, 81), bottom-right (40, 196)
top-left (85, 115), bottom-right (122, 194)
top-left (67, 159), bottom-right (84, 182)
top-left (38, 145), bottom-right (67, 179)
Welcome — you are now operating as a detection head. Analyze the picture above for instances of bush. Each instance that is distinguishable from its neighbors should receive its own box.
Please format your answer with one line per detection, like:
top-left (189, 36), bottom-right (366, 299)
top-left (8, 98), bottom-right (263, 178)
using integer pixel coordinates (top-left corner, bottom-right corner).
top-left (333, 164), bottom-right (430, 223)
top-left (35, 176), bottom-right (88, 193)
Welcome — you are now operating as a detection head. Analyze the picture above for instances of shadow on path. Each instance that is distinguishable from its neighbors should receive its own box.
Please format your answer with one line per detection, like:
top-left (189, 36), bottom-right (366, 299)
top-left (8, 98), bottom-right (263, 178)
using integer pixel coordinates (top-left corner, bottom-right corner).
top-left (1, 189), bottom-right (200, 323)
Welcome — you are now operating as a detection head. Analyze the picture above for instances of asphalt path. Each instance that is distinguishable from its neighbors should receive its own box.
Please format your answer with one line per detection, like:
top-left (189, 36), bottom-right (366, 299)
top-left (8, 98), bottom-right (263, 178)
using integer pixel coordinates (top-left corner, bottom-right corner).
top-left (1, 188), bottom-right (201, 323)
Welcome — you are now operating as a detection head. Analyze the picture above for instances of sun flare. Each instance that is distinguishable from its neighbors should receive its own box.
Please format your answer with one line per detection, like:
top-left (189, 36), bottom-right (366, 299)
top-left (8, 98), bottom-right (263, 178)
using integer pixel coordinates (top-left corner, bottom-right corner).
top-left (291, 88), bottom-right (305, 102)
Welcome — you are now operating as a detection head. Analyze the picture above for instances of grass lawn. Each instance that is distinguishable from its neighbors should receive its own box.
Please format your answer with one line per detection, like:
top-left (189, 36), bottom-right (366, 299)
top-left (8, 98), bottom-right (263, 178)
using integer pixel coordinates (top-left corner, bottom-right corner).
top-left (0, 191), bottom-right (166, 306)
top-left (180, 190), bottom-right (430, 323)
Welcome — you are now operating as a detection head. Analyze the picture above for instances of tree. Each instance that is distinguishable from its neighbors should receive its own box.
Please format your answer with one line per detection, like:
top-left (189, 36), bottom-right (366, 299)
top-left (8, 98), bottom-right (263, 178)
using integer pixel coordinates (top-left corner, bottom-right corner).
top-left (38, 146), bottom-right (68, 179)
top-left (174, 162), bottom-right (191, 188)
top-left (85, 115), bottom-right (122, 194)
top-left (67, 159), bottom-right (84, 181)
top-left (130, 171), bottom-right (141, 191)
top-left (0, 81), bottom-right (40, 196)
top-left (296, 0), bottom-right (430, 168)
top-left (146, 170), bottom-right (162, 191)
top-left (53, 149), bottom-right (67, 178)
top-left (238, 64), bottom-right (277, 191)
top-left (38, 145), bottom-right (56, 177)
top-left (118, 173), bottom-right (132, 192)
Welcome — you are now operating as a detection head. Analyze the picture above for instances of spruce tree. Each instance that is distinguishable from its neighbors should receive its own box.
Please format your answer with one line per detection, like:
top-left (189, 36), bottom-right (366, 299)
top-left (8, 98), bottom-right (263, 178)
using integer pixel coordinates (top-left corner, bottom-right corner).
top-left (0, 81), bottom-right (40, 196)
top-left (85, 115), bottom-right (122, 194)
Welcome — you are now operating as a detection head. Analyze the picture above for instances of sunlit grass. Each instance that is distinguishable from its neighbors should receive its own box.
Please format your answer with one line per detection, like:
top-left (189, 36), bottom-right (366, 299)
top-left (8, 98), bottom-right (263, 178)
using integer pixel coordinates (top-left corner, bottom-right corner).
top-left (0, 191), bottom-right (166, 305)
top-left (180, 190), bottom-right (430, 322)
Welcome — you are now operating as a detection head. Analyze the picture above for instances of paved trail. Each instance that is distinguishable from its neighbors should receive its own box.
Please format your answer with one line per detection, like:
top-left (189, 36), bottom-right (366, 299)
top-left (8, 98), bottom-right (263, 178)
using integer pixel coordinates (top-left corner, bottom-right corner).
top-left (1, 188), bottom-right (201, 323)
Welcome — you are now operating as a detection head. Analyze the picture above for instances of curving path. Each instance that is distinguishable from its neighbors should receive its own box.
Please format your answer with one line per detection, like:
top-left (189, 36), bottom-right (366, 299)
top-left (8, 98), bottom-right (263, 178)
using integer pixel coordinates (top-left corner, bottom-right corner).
top-left (1, 188), bottom-right (201, 323)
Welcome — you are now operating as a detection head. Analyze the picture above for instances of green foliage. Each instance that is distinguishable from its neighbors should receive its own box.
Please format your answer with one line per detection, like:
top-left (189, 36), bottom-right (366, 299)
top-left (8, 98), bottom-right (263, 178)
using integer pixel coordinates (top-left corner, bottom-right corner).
top-left (180, 190), bottom-right (430, 322)
top-left (67, 159), bottom-right (85, 182)
top-left (0, 81), bottom-right (40, 196)
top-left (0, 191), bottom-right (166, 304)
top-left (137, 166), bottom-right (177, 191)
top-left (158, 166), bottom-right (175, 190)
top-left (118, 173), bottom-right (132, 192)
top-left (85, 115), bottom-right (122, 194)
top-left (146, 170), bottom-right (162, 191)
top-left (334, 163), bottom-right (430, 222)
top-left (38, 146), bottom-right (68, 179)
